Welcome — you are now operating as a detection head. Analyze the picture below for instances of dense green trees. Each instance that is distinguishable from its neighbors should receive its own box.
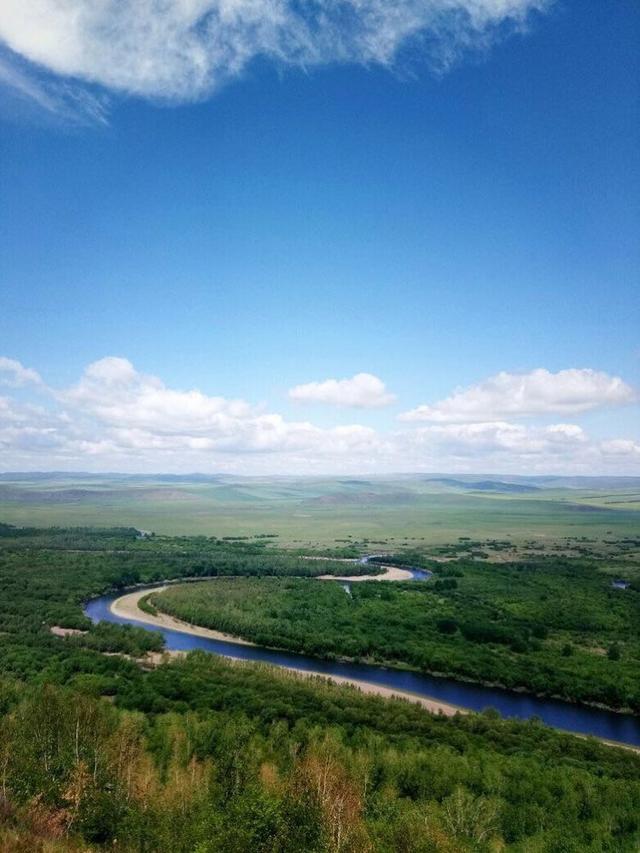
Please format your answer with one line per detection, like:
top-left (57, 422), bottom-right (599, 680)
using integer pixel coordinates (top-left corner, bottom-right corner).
top-left (2, 663), bottom-right (640, 851)
top-left (0, 524), bottom-right (371, 649)
top-left (153, 559), bottom-right (640, 710)
top-left (0, 524), bottom-right (639, 850)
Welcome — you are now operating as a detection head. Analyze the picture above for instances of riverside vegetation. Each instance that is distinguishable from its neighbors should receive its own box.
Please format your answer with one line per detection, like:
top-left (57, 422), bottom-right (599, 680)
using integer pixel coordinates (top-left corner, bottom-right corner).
top-left (0, 523), bottom-right (639, 850)
top-left (152, 554), bottom-right (640, 712)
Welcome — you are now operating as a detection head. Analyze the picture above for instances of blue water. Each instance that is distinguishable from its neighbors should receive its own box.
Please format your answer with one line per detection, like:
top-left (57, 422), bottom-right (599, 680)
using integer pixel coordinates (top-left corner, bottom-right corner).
top-left (408, 569), bottom-right (431, 581)
top-left (85, 576), bottom-right (640, 748)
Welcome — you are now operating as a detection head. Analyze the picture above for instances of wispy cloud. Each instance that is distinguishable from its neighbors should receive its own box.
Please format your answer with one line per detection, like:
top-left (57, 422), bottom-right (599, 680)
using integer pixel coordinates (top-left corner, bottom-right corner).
top-left (0, 51), bottom-right (108, 124)
top-left (0, 0), bottom-right (549, 118)
top-left (289, 373), bottom-right (395, 408)
top-left (399, 369), bottom-right (637, 423)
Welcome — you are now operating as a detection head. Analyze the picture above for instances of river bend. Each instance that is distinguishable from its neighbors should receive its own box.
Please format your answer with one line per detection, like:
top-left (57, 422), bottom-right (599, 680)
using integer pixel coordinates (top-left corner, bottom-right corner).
top-left (84, 561), bottom-right (640, 747)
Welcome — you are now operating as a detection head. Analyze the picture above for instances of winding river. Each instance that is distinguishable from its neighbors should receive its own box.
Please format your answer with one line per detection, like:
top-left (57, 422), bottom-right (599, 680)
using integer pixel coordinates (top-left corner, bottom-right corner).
top-left (84, 559), bottom-right (640, 748)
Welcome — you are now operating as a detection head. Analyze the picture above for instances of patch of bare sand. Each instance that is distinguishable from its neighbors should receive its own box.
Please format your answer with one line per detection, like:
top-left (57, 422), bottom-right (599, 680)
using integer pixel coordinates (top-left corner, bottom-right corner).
top-left (50, 625), bottom-right (88, 637)
top-left (318, 566), bottom-right (414, 581)
top-left (278, 666), bottom-right (465, 716)
top-left (110, 588), bottom-right (256, 646)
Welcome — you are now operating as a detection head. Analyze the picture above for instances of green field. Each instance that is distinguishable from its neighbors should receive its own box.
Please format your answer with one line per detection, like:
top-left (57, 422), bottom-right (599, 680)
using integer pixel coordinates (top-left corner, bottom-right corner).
top-left (1, 473), bottom-right (639, 548)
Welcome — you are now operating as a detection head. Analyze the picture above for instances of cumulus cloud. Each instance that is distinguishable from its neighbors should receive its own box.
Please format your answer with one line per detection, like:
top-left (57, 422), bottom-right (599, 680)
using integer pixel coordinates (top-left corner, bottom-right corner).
top-left (289, 373), bottom-right (395, 408)
top-left (392, 420), bottom-right (615, 475)
top-left (0, 393), bottom-right (71, 460)
top-left (402, 421), bottom-right (588, 457)
top-left (55, 357), bottom-right (384, 456)
top-left (0, 355), bottom-right (639, 474)
top-left (62, 356), bottom-right (254, 435)
top-left (0, 357), bottom-right (42, 387)
top-left (399, 369), bottom-right (637, 423)
top-left (0, 0), bottom-right (548, 114)
top-left (600, 439), bottom-right (640, 458)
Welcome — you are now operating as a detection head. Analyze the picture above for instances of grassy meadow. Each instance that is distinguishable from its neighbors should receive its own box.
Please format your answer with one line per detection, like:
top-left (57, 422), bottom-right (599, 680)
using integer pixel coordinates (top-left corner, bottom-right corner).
top-left (0, 473), bottom-right (639, 549)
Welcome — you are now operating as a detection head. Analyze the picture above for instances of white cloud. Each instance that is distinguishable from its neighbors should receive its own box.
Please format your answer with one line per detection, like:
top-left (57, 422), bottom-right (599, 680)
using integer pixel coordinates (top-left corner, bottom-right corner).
top-left (289, 372), bottom-right (395, 408)
top-left (402, 421), bottom-right (588, 457)
top-left (0, 357), bottom-right (42, 387)
top-left (0, 355), bottom-right (638, 475)
top-left (0, 0), bottom-right (548, 113)
top-left (399, 369), bottom-right (637, 423)
top-left (55, 357), bottom-right (382, 458)
top-left (63, 356), bottom-right (254, 434)
top-left (0, 52), bottom-right (108, 123)
top-left (392, 420), bottom-right (618, 476)
top-left (600, 439), bottom-right (640, 458)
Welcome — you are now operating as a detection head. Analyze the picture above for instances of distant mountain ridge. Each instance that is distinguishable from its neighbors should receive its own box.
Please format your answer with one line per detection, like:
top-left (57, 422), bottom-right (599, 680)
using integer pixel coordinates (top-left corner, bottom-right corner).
top-left (426, 478), bottom-right (540, 493)
top-left (1, 472), bottom-right (640, 489)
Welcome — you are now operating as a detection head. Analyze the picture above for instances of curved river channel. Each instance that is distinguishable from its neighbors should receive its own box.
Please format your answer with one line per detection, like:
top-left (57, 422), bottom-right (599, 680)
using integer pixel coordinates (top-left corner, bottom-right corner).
top-left (85, 560), bottom-right (640, 748)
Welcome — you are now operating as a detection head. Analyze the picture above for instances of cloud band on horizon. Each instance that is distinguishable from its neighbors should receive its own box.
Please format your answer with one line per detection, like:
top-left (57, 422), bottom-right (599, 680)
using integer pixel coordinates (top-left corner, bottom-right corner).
top-left (0, 355), bottom-right (638, 475)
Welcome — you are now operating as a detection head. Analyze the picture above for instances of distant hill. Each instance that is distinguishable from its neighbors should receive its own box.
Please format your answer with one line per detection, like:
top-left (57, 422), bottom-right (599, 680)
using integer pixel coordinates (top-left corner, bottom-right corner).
top-left (2, 472), bottom-right (640, 489)
top-left (306, 490), bottom-right (416, 506)
top-left (426, 478), bottom-right (540, 493)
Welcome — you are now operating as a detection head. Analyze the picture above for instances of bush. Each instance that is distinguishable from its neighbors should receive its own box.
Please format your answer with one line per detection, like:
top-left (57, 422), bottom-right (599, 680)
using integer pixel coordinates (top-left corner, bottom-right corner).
top-left (436, 618), bottom-right (459, 635)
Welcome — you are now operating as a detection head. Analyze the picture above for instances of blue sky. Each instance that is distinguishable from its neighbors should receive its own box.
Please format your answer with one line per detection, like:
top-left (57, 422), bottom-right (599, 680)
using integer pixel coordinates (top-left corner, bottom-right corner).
top-left (0, 0), bottom-right (638, 474)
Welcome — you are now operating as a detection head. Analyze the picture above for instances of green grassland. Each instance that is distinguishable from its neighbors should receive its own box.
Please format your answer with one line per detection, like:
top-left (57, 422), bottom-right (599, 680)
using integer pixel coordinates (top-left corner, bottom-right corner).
top-left (0, 473), bottom-right (639, 549)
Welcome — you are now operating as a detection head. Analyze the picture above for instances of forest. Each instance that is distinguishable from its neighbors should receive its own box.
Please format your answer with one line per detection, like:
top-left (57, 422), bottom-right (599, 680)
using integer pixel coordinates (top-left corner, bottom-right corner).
top-left (152, 554), bottom-right (640, 711)
top-left (0, 524), bottom-right (639, 851)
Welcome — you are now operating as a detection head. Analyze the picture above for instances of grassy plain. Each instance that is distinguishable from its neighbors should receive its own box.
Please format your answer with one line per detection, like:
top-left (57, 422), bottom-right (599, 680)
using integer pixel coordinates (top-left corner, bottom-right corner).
top-left (0, 473), bottom-right (639, 548)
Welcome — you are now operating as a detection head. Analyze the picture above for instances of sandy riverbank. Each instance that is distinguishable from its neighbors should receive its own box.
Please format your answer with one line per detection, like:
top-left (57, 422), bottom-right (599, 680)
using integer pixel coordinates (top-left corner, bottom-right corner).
top-left (302, 554), bottom-right (417, 582)
top-left (111, 588), bottom-right (463, 716)
top-left (110, 588), bottom-right (256, 646)
top-left (107, 588), bottom-right (640, 745)
top-left (279, 666), bottom-right (465, 716)
top-left (318, 566), bottom-right (415, 581)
